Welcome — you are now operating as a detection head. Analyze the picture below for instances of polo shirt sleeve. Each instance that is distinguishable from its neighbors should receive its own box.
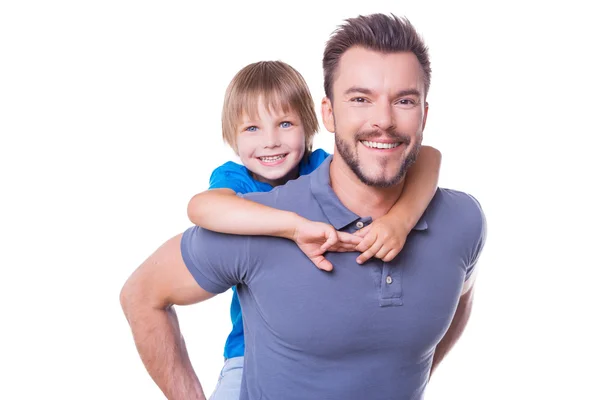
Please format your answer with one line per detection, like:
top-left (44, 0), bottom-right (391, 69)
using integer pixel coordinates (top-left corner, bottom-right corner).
top-left (464, 195), bottom-right (487, 281)
top-left (208, 162), bottom-right (253, 194)
top-left (180, 225), bottom-right (252, 294)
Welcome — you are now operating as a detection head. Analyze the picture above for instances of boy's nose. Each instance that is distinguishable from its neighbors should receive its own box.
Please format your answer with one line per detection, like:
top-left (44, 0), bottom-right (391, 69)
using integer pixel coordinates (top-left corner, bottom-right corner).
top-left (264, 129), bottom-right (281, 148)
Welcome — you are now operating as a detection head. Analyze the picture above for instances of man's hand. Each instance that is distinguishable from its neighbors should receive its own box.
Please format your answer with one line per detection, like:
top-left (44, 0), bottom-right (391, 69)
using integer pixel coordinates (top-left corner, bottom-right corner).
top-left (292, 219), bottom-right (362, 271)
top-left (354, 216), bottom-right (410, 264)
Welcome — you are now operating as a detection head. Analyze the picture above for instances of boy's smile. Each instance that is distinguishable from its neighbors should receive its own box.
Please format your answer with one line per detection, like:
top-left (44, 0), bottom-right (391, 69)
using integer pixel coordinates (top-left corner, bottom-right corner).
top-left (236, 98), bottom-right (306, 187)
top-left (257, 153), bottom-right (288, 166)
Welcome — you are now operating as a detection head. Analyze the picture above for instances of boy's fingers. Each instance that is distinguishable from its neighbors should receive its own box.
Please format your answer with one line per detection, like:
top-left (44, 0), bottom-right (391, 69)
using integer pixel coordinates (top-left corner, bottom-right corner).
top-left (327, 241), bottom-right (358, 252)
top-left (375, 245), bottom-right (390, 260)
top-left (356, 240), bottom-right (383, 264)
top-left (337, 231), bottom-right (363, 245)
top-left (339, 243), bottom-right (359, 251)
top-left (356, 249), bottom-right (375, 264)
top-left (330, 247), bottom-right (352, 252)
top-left (357, 240), bottom-right (384, 264)
top-left (356, 234), bottom-right (376, 253)
top-left (354, 224), bottom-right (372, 238)
top-left (382, 248), bottom-right (400, 262)
top-left (320, 231), bottom-right (339, 252)
top-left (314, 256), bottom-right (333, 271)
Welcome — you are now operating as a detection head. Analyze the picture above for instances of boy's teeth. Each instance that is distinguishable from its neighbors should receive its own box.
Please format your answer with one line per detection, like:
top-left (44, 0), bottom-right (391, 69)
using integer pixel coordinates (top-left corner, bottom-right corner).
top-left (361, 141), bottom-right (401, 149)
top-left (260, 155), bottom-right (285, 162)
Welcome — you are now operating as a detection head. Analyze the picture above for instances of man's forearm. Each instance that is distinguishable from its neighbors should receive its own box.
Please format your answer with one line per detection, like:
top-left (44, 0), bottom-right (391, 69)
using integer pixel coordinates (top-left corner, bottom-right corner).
top-left (430, 289), bottom-right (474, 376)
top-left (124, 305), bottom-right (206, 400)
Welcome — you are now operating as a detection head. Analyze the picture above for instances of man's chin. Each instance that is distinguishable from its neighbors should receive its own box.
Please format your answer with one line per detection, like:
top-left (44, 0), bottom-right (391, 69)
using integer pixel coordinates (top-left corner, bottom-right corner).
top-left (356, 164), bottom-right (405, 184)
top-left (355, 173), bottom-right (403, 188)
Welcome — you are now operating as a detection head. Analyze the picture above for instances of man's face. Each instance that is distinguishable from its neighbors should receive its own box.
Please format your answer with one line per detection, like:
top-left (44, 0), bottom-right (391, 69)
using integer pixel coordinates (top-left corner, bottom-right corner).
top-left (322, 47), bottom-right (429, 188)
top-left (236, 97), bottom-right (306, 187)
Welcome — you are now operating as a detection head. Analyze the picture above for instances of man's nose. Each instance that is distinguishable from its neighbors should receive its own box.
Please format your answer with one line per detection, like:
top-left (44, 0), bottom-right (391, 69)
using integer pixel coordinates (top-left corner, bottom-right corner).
top-left (371, 103), bottom-right (395, 132)
top-left (263, 128), bottom-right (281, 148)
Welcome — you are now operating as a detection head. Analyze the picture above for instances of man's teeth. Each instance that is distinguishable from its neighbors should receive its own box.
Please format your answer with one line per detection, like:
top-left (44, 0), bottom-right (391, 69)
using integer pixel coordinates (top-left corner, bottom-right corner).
top-left (361, 141), bottom-right (401, 149)
top-left (260, 155), bottom-right (286, 162)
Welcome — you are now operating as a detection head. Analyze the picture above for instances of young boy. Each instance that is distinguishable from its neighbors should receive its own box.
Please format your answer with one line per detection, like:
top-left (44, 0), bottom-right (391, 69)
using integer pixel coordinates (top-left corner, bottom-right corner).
top-left (187, 61), bottom-right (442, 400)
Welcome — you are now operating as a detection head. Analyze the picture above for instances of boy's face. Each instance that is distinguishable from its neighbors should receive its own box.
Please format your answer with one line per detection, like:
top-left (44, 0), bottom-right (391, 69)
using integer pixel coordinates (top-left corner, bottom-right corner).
top-left (236, 98), bottom-right (306, 187)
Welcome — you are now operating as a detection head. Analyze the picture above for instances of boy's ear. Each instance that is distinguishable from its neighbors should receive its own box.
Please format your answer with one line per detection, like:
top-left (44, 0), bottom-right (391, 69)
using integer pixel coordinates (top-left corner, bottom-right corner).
top-left (321, 97), bottom-right (335, 133)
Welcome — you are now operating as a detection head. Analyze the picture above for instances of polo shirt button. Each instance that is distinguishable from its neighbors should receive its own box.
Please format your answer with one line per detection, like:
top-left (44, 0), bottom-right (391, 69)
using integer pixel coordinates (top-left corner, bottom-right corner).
top-left (356, 221), bottom-right (364, 229)
top-left (386, 276), bottom-right (393, 284)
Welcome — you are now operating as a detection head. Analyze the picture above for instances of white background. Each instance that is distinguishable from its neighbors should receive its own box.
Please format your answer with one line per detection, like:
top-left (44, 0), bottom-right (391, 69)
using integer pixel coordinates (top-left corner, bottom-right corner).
top-left (1, 1), bottom-right (599, 399)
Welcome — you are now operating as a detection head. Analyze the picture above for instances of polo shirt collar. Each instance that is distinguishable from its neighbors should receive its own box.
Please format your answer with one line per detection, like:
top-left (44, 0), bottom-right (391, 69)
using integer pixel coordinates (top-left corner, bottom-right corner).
top-left (310, 155), bottom-right (428, 231)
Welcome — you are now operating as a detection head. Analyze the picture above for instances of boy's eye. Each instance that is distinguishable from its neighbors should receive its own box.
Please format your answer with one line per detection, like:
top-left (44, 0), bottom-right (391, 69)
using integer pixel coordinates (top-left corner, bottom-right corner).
top-left (280, 121), bottom-right (292, 128)
top-left (245, 126), bottom-right (258, 132)
top-left (350, 97), bottom-right (367, 103)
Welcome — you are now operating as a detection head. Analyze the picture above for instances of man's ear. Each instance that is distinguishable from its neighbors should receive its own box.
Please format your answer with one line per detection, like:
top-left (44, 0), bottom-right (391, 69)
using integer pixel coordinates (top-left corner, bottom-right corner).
top-left (422, 101), bottom-right (429, 131)
top-left (321, 96), bottom-right (335, 133)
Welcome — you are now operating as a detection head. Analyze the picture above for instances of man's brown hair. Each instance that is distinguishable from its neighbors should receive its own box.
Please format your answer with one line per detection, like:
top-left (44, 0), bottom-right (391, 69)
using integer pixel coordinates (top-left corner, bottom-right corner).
top-left (222, 61), bottom-right (319, 155)
top-left (323, 13), bottom-right (431, 100)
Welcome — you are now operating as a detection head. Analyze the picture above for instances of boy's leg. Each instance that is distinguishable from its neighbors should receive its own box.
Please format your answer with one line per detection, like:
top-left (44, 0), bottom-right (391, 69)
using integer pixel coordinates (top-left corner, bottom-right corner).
top-left (209, 356), bottom-right (244, 400)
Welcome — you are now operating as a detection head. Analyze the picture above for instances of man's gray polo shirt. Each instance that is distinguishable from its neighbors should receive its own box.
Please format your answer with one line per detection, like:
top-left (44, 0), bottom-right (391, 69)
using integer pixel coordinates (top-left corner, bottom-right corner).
top-left (181, 155), bottom-right (486, 400)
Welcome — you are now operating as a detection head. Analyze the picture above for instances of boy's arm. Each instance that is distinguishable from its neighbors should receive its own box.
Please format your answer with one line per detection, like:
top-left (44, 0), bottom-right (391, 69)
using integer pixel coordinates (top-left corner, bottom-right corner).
top-left (187, 189), bottom-right (361, 271)
top-left (188, 188), bottom-right (303, 239)
top-left (355, 145), bottom-right (441, 263)
top-left (384, 145), bottom-right (442, 231)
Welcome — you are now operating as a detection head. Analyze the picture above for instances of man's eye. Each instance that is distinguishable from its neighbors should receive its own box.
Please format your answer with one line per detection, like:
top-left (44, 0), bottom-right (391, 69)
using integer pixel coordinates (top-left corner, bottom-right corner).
top-left (397, 99), bottom-right (417, 107)
top-left (245, 126), bottom-right (258, 132)
top-left (280, 121), bottom-right (292, 128)
top-left (351, 97), bottom-right (367, 103)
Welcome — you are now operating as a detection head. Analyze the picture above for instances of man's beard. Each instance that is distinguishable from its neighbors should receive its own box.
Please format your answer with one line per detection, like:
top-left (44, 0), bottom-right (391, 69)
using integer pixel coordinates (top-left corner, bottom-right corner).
top-left (335, 129), bottom-right (421, 188)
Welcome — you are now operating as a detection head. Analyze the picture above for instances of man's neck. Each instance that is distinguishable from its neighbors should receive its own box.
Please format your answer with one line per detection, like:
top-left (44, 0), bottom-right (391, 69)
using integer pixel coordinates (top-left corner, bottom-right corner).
top-left (329, 154), bottom-right (405, 220)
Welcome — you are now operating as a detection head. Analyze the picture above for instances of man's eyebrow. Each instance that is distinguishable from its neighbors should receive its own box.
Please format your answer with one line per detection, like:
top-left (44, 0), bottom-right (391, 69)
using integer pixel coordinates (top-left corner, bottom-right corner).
top-left (343, 87), bottom-right (374, 96)
top-left (394, 88), bottom-right (422, 98)
top-left (343, 87), bottom-right (422, 98)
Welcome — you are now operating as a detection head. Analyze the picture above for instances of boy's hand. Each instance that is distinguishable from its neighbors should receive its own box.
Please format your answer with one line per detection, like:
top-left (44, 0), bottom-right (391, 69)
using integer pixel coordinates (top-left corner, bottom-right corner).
top-left (293, 219), bottom-right (362, 271)
top-left (354, 217), bottom-right (410, 264)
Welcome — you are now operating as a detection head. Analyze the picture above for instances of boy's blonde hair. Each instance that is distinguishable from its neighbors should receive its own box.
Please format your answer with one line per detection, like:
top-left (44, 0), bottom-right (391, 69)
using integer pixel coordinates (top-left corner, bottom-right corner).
top-left (222, 61), bottom-right (319, 156)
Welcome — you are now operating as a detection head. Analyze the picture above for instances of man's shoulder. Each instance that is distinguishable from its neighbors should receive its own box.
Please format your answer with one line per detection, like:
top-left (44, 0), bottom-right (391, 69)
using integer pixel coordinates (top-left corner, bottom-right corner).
top-left (429, 188), bottom-right (486, 237)
top-left (434, 188), bottom-right (484, 215)
top-left (429, 188), bottom-right (487, 273)
top-left (241, 174), bottom-right (313, 209)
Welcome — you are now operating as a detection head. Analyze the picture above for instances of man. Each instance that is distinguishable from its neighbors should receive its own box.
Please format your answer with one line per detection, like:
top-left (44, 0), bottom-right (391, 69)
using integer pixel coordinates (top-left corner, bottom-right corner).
top-left (120, 13), bottom-right (486, 400)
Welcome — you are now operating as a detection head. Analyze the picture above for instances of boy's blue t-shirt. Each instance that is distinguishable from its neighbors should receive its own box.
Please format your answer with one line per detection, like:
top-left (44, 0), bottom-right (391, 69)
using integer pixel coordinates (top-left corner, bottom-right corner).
top-left (207, 148), bottom-right (330, 359)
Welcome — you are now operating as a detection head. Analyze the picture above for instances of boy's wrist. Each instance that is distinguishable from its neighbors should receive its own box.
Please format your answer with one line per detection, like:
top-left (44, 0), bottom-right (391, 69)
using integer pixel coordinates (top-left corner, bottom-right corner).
top-left (381, 212), bottom-right (414, 235)
top-left (277, 211), bottom-right (306, 241)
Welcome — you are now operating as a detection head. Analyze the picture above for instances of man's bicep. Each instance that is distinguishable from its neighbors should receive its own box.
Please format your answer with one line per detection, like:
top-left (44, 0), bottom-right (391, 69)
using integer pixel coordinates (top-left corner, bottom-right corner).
top-left (462, 193), bottom-right (486, 295)
top-left (180, 226), bottom-right (251, 291)
top-left (125, 233), bottom-right (216, 310)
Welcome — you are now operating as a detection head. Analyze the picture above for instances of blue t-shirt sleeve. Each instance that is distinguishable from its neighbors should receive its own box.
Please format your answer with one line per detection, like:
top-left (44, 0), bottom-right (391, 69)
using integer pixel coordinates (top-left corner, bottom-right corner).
top-left (208, 162), bottom-right (254, 194)
top-left (300, 148), bottom-right (331, 175)
top-left (180, 225), bottom-right (252, 293)
top-left (310, 148), bottom-right (330, 164)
